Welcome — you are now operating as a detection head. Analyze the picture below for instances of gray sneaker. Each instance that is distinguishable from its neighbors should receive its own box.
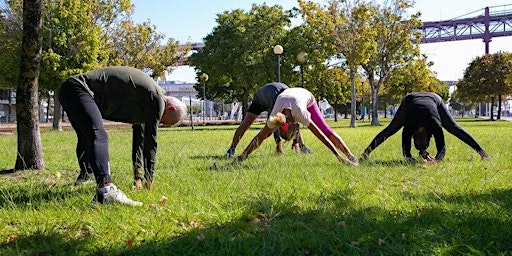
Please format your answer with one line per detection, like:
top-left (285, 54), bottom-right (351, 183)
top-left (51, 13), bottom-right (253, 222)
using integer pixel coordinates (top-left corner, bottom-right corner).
top-left (226, 147), bottom-right (235, 158)
top-left (300, 144), bottom-right (313, 154)
top-left (94, 185), bottom-right (143, 206)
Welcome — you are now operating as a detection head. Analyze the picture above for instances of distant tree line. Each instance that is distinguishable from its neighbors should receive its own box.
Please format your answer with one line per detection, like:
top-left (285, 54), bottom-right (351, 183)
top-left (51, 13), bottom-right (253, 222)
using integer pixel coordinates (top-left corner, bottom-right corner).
top-left (188, 0), bottom-right (449, 127)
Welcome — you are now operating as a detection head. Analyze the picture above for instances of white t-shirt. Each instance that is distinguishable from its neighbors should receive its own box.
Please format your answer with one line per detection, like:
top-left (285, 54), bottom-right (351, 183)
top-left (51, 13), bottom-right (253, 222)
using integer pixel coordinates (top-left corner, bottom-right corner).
top-left (267, 87), bottom-right (316, 128)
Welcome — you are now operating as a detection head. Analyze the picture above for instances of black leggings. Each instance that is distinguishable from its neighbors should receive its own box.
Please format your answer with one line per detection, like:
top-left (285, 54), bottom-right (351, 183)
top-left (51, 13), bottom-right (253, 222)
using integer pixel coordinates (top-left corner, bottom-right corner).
top-left (59, 79), bottom-right (112, 186)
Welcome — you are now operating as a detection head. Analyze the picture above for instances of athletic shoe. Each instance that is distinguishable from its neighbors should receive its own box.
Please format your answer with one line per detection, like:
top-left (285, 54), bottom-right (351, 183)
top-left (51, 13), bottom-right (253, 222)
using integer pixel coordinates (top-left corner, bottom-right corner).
top-left (94, 185), bottom-right (143, 206)
top-left (300, 144), bottom-right (313, 154)
top-left (226, 147), bottom-right (235, 157)
top-left (74, 171), bottom-right (94, 186)
top-left (348, 154), bottom-right (359, 166)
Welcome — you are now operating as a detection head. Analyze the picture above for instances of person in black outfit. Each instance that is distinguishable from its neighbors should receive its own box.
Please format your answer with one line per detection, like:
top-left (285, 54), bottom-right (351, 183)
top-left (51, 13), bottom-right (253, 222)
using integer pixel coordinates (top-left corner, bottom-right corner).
top-left (360, 92), bottom-right (489, 163)
top-left (59, 66), bottom-right (186, 206)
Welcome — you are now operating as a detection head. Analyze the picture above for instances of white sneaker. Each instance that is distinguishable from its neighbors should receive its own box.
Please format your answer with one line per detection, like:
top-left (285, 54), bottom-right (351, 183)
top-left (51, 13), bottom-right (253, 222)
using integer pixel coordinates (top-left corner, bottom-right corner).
top-left (95, 185), bottom-right (143, 206)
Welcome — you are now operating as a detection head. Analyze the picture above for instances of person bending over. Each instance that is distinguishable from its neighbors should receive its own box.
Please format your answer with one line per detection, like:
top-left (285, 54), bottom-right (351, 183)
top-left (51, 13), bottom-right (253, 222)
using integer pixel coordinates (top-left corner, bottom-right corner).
top-left (360, 92), bottom-right (489, 163)
top-left (226, 82), bottom-right (312, 157)
top-left (59, 66), bottom-right (186, 206)
top-left (236, 87), bottom-right (358, 165)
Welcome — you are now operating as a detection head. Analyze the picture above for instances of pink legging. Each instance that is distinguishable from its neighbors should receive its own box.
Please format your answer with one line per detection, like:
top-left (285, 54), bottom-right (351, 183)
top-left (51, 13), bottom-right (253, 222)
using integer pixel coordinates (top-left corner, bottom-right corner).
top-left (307, 102), bottom-right (335, 137)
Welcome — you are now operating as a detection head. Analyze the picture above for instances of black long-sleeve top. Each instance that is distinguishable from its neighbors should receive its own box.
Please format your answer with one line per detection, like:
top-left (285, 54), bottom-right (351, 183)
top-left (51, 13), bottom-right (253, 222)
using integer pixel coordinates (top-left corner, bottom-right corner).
top-left (71, 66), bottom-right (166, 178)
top-left (362, 92), bottom-right (485, 161)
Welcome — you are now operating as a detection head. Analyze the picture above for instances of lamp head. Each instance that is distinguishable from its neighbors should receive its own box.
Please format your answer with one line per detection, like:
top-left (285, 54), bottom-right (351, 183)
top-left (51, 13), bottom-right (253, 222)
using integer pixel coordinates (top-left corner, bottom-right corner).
top-left (273, 45), bottom-right (284, 55)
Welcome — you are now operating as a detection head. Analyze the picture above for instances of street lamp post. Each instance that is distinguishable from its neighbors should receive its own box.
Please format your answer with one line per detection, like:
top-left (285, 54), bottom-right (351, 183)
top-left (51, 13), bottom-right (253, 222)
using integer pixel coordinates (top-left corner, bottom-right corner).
top-left (296, 51), bottom-right (307, 87)
top-left (273, 45), bottom-right (283, 82)
top-left (361, 81), bottom-right (365, 121)
top-left (189, 96), bottom-right (194, 130)
top-left (201, 73), bottom-right (209, 125)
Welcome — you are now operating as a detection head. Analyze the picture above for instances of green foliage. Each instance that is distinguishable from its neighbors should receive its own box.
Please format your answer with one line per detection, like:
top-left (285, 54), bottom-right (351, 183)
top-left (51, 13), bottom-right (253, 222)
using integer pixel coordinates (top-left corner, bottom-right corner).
top-left (106, 20), bottom-right (182, 79)
top-left (0, 119), bottom-right (511, 254)
top-left (361, 0), bottom-right (421, 125)
top-left (0, 0), bottom-right (22, 89)
top-left (299, 0), bottom-right (377, 127)
top-left (0, 0), bottom-right (181, 89)
top-left (456, 52), bottom-right (512, 103)
top-left (383, 56), bottom-right (448, 103)
top-left (189, 4), bottom-right (291, 111)
top-left (317, 67), bottom-right (351, 106)
top-left (39, 0), bottom-right (105, 91)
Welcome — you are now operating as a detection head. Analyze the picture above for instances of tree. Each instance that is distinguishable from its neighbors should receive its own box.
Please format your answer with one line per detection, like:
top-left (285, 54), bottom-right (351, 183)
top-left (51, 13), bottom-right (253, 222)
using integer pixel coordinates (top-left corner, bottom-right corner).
top-left (40, 0), bottom-right (106, 130)
top-left (361, 0), bottom-right (421, 126)
top-left (106, 19), bottom-right (184, 79)
top-left (285, 3), bottom-right (352, 115)
top-left (300, 0), bottom-right (376, 127)
top-left (1, 0), bottom-right (183, 129)
top-left (383, 55), bottom-right (448, 103)
top-left (189, 4), bottom-right (291, 116)
top-left (15, 0), bottom-right (44, 170)
top-left (457, 52), bottom-right (512, 120)
top-left (282, 4), bottom-right (336, 92)
top-left (318, 67), bottom-right (352, 121)
top-left (0, 0), bottom-right (22, 89)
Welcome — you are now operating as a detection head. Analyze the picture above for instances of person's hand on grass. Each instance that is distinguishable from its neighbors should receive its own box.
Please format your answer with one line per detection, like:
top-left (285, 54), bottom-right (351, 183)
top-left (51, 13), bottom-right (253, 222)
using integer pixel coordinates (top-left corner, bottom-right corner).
top-left (423, 154), bottom-right (437, 164)
top-left (275, 142), bottom-right (283, 154)
top-left (479, 150), bottom-right (490, 161)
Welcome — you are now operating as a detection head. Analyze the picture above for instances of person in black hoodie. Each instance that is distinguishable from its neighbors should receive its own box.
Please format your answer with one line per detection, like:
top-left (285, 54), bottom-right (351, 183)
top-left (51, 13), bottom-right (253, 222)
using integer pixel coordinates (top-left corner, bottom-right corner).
top-left (59, 66), bottom-right (186, 206)
top-left (360, 92), bottom-right (489, 163)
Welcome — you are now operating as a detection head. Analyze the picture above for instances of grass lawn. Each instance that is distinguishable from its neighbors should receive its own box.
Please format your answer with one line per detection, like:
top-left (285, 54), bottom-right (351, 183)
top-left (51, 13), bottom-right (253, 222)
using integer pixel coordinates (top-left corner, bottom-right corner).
top-left (0, 118), bottom-right (511, 255)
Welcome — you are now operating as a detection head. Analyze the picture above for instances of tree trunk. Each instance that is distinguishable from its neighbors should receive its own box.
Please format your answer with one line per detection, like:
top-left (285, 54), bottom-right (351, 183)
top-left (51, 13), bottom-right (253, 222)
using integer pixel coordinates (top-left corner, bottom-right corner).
top-left (369, 73), bottom-right (381, 126)
top-left (15, 0), bottom-right (45, 171)
top-left (52, 87), bottom-right (62, 130)
top-left (242, 87), bottom-right (249, 118)
top-left (490, 97), bottom-right (495, 121)
top-left (371, 87), bottom-right (380, 125)
top-left (497, 94), bottom-right (502, 120)
top-left (349, 69), bottom-right (357, 128)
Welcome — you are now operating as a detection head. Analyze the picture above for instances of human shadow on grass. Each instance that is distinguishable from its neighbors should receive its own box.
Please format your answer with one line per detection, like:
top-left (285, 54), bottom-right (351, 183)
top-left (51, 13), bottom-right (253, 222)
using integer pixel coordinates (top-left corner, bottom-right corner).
top-left (360, 159), bottom-right (417, 167)
top-left (0, 168), bottom-right (15, 175)
top-left (2, 187), bottom-right (512, 255)
top-left (0, 229), bottom-right (91, 255)
top-left (189, 155), bottom-right (229, 161)
top-left (112, 187), bottom-right (512, 255)
top-left (118, 189), bottom-right (512, 255)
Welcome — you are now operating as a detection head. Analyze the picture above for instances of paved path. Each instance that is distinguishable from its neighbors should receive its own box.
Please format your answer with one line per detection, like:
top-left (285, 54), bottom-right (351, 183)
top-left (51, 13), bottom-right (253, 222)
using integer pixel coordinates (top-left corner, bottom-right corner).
top-left (0, 119), bottom-right (254, 134)
top-left (478, 115), bottom-right (512, 121)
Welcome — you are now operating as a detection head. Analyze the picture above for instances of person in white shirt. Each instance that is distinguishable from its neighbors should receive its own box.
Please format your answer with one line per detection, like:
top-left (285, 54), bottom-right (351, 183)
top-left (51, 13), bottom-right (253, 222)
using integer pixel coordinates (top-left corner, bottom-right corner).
top-left (236, 87), bottom-right (358, 165)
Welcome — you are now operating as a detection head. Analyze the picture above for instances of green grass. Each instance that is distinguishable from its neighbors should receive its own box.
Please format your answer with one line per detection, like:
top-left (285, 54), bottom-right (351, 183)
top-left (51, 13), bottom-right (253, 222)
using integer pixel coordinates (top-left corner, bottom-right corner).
top-left (0, 118), bottom-right (511, 255)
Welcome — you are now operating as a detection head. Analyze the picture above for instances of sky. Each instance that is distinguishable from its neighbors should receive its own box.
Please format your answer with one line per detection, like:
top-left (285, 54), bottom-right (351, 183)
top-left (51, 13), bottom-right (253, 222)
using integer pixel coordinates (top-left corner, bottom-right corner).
top-left (131, 0), bottom-right (512, 83)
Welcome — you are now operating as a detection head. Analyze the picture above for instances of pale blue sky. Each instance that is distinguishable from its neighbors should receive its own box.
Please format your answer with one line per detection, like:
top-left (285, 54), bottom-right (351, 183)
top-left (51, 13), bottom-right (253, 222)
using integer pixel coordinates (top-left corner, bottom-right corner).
top-left (131, 0), bottom-right (512, 82)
